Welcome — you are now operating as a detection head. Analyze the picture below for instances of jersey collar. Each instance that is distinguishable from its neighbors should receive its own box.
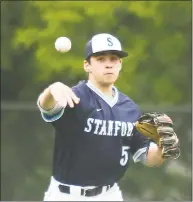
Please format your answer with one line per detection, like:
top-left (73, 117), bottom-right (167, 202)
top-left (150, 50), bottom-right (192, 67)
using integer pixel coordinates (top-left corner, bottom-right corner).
top-left (86, 80), bottom-right (119, 107)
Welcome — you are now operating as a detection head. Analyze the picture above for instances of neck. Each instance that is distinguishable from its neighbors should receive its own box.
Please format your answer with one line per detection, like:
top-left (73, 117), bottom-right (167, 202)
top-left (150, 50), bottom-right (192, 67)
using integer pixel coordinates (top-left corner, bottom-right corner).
top-left (88, 79), bottom-right (113, 97)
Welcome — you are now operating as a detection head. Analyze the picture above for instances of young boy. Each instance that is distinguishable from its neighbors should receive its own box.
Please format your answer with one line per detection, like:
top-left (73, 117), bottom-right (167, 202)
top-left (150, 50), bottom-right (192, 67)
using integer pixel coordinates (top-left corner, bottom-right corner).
top-left (37, 33), bottom-right (179, 201)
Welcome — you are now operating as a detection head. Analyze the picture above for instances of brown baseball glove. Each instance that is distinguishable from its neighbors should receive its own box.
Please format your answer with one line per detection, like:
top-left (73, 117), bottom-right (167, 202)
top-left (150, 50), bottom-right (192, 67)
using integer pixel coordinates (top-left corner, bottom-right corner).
top-left (135, 112), bottom-right (180, 159)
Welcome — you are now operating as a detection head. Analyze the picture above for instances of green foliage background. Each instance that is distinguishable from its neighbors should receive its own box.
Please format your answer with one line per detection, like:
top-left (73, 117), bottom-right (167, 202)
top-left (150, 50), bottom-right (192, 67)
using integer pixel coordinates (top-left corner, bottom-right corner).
top-left (1, 1), bottom-right (192, 201)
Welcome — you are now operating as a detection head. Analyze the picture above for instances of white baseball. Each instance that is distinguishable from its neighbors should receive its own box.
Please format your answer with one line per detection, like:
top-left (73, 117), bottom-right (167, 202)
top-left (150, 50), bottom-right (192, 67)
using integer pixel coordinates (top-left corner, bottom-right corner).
top-left (55, 37), bottom-right (71, 52)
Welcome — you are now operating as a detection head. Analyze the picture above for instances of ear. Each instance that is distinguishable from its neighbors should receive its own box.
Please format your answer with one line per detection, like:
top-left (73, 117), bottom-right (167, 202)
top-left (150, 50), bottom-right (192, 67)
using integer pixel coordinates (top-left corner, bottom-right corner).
top-left (117, 59), bottom-right (122, 71)
top-left (84, 60), bottom-right (91, 73)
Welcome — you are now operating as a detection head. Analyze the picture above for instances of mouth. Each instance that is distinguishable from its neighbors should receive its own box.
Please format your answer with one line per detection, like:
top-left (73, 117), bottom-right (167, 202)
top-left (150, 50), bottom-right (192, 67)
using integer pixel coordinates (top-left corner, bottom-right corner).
top-left (104, 73), bottom-right (114, 75)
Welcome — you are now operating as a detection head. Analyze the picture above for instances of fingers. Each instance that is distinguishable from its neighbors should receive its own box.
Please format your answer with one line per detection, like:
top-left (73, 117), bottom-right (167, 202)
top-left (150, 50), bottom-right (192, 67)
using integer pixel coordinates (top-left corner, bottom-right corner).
top-left (159, 135), bottom-right (178, 147)
top-left (66, 95), bottom-right (75, 108)
top-left (158, 126), bottom-right (177, 147)
top-left (57, 93), bottom-right (79, 108)
top-left (57, 99), bottom-right (67, 108)
top-left (65, 89), bottom-right (80, 108)
top-left (52, 92), bottom-right (67, 108)
top-left (157, 126), bottom-right (174, 135)
top-left (69, 91), bottom-right (80, 104)
top-left (55, 90), bottom-right (80, 108)
top-left (50, 83), bottom-right (80, 108)
top-left (162, 146), bottom-right (180, 159)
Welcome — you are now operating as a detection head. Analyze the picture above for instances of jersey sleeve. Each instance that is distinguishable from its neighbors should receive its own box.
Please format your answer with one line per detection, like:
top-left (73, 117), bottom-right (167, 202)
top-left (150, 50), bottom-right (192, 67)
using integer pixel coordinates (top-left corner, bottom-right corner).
top-left (139, 141), bottom-right (158, 165)
top-left (37, 94), bottom-right (65, 122)
top-left (130, 127), bottom-right (150, 163)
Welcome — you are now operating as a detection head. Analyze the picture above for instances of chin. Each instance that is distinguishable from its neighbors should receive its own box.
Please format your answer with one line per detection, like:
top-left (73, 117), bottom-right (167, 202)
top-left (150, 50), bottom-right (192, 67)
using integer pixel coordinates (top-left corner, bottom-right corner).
top-left (103, 78), bottom-right (117, 86)
top-left (98, 75), bottom-right (118, 86)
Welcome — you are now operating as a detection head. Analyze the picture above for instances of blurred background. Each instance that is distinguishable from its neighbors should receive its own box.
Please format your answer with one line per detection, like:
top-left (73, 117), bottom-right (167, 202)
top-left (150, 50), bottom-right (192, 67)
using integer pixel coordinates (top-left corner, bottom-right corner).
top-left (1, 1), bottom-right (192, 201)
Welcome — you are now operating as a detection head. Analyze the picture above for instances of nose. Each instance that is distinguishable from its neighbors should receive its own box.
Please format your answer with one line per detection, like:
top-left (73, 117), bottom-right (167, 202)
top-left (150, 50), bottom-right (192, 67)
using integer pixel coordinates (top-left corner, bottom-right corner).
top-left (104, 60), bottom-right (113, 69)
top-left (105, 65), bottom-right (112, 69)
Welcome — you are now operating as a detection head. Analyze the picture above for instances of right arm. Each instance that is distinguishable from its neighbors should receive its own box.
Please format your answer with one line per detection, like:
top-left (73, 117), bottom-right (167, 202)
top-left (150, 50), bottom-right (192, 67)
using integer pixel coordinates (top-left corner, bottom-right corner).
top-left (37, 82), bottom-right (80, 122)
top-left (38, 87), bottom-right (56, 111)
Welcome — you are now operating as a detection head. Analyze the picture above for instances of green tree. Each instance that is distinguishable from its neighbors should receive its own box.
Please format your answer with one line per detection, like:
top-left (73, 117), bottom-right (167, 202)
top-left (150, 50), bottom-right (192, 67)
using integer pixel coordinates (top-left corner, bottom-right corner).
top-left (11, 1), bottom-right (191, 105)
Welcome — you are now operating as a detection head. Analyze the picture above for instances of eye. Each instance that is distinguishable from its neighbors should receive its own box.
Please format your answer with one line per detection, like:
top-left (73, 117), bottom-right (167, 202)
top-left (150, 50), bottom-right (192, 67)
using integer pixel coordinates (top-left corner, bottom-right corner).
top-left (111, 56), bottom-right (119, 61)
top-left (97, 57), bottom-right (105, 61)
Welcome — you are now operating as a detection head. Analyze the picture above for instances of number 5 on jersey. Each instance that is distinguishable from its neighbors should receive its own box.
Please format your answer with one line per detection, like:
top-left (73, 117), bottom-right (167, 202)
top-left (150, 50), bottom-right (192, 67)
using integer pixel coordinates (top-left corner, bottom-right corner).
top-left (120, 146), bottom-right (130, 166)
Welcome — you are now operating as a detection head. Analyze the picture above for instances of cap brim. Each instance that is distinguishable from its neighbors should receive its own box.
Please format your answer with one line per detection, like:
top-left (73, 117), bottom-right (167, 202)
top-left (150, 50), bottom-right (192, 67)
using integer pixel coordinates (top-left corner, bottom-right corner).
top-left (91, 50), bottom-right (128, 58)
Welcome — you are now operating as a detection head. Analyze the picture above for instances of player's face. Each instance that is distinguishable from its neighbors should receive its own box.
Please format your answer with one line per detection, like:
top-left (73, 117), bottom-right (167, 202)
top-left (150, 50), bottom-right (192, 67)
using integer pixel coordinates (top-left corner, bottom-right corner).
top-left (84, 53), bottom-right (122, 86)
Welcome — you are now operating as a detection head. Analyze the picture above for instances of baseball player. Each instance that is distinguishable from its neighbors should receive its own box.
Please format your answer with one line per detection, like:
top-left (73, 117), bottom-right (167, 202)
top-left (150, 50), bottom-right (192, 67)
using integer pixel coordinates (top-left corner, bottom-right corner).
top-left (37, 33), bottom-right (180, 201)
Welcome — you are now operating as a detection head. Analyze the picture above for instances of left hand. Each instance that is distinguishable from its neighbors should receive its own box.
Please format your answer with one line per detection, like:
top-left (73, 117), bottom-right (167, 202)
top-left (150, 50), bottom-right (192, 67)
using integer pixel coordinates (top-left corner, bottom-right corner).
top-left (135, 112), bottom-right (180, 159)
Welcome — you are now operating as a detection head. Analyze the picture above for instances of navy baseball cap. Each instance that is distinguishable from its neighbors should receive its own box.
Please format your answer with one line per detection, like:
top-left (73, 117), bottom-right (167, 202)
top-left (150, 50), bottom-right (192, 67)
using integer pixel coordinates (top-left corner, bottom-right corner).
top-left (85, 33), bottom-right (128, 59)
